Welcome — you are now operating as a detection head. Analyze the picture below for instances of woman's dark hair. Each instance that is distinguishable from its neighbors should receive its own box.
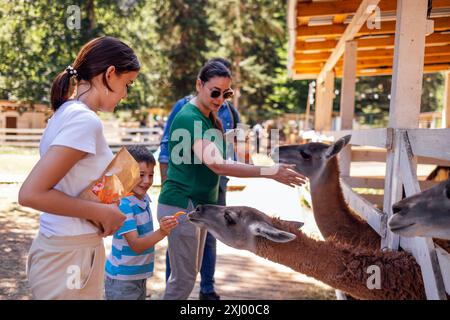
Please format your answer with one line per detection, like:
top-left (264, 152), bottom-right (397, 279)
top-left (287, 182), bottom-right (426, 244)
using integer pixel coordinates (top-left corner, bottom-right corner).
top-left (50, 36), bottom-right (140, 111)
top-left (197, 59), bottom-right (232, 132)
top-left (208, 57), bottom-right (232, 70)
top-left (126, 145), bottom-right (156, 165)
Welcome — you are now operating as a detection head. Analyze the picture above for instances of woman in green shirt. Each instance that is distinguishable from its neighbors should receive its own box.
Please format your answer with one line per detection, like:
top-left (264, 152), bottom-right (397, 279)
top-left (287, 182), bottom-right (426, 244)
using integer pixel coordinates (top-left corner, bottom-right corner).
top-left (158, 60), bottom-right (306, 300)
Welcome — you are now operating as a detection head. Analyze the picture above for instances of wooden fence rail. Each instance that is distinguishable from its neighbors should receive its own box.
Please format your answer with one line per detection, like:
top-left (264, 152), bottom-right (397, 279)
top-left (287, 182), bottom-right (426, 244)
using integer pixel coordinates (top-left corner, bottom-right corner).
top-left (0, 127), bottom-right (163, 151)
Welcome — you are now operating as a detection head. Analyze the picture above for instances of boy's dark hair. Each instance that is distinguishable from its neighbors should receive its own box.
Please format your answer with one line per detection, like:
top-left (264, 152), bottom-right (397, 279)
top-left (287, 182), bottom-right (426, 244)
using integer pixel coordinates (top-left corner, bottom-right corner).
top-left (126, 145), bottom-right (156, 165)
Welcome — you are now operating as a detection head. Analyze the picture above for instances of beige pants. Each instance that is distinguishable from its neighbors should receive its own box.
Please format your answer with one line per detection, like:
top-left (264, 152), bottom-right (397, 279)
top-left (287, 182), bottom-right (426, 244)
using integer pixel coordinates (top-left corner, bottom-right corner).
top-left (27, 232), bottom-right (105, 300)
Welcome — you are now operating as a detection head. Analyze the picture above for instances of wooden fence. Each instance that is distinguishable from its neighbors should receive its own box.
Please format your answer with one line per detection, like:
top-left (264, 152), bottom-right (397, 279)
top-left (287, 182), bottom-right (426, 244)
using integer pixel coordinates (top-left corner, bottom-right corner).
top-left (0, 127), bottom-right (163, 152)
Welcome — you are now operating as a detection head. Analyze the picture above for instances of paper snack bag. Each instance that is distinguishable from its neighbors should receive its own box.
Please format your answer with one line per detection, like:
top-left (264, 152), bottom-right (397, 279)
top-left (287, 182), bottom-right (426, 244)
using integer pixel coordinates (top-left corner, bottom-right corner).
top-left (79, 147), bottom-right (140, 204)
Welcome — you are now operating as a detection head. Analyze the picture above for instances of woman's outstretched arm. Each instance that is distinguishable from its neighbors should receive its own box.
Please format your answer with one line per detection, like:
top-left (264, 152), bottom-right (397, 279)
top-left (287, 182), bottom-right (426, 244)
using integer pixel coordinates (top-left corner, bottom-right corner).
top-left (193, 139), bottom-right (306, 188)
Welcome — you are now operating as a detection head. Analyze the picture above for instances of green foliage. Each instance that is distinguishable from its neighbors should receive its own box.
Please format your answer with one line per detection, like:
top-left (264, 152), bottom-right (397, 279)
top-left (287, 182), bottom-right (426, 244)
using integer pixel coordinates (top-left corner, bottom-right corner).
top-left (207, 0), bottom-right (305, 122)
top-left (155, 0), bottom-right (215, 103)
top-left (0, 0), bottom-right (445, 124)
top-left (352, 73), bottom-right (444, 127)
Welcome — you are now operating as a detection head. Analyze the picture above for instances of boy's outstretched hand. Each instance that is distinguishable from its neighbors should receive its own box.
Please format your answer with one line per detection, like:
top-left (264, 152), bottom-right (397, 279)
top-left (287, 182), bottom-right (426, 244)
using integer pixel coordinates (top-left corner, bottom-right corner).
top-left (159, 216), bottom-right (178, 235)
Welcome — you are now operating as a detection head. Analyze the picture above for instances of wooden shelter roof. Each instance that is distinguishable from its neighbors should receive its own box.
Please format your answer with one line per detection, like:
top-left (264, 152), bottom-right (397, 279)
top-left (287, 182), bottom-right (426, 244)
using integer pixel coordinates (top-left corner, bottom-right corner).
top-left (288, 0), bottom-right (450, 79)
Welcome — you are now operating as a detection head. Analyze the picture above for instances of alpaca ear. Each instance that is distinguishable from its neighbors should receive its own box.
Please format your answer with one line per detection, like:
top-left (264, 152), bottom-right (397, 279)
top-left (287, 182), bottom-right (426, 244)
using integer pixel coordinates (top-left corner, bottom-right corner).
top-left (282, 220), bottom-right (304, 230)
top-left (325, 135), bottom-right (352, 159)
top-left (250, 222), bottom-right (296, 243)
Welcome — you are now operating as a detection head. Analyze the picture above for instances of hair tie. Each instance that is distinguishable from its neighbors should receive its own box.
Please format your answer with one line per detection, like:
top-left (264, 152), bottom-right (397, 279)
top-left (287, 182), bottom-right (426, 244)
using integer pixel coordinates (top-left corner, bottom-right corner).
top-left (65, 65), bottom-right (78, 78)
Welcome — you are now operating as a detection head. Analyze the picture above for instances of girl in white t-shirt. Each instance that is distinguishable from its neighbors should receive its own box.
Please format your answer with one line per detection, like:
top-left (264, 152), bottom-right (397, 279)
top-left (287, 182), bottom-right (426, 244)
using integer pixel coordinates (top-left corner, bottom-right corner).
top-left (19, 36), bottom-right (140, 299)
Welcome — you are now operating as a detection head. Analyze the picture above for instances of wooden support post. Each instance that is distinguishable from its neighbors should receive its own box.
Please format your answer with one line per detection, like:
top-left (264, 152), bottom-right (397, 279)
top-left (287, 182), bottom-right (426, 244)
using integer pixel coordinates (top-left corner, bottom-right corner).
top-left (314, 80), bottom-right (324, 131)
top-left (339, 41), bottom-right (357, 177)
top-left (388, 1), bottom-right (427, 128)
top-left (382, 0), bottom-right (446, 300)
top-left (382, 0), bottom-right (428, 250)
top-left (314, 71), bottom-right (335, 132)
top-left (340, 41), bottom-right (357, 131)
top-left (382, 132), bottom-right (403, 250)
top-left (399, 131), bottom-right (447, 300)
top-left (443, 71), bottom-right (450, 128)
top-left (303, 82), bottom-right (314, 131)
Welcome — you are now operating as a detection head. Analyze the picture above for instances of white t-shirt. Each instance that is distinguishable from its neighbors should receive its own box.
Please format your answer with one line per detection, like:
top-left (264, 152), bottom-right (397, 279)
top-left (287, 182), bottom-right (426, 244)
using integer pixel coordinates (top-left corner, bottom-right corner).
top-left (39, 100), bottom-right (113, 236)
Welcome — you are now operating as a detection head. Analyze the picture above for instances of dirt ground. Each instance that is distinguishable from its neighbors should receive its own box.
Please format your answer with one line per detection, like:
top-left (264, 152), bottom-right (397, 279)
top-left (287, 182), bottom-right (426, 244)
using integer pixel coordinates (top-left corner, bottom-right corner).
top-left (0, 187), bottom-right (39, 299)
top-left (0, 148), bottom-right (335, 300)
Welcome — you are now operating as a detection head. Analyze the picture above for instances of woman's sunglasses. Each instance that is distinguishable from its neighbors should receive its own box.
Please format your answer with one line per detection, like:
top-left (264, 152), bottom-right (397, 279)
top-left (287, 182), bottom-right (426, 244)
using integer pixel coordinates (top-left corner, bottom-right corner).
top-left (210, 88), bottom-right (234, 100)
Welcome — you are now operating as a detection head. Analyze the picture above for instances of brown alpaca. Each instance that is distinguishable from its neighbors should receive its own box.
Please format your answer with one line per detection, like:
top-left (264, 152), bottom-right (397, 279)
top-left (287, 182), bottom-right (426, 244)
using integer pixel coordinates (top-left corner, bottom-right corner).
top-left (275, 136), bottom-right (380, 249)
top-left (276, 136), bottom-right (450, 253)
top-left (188, 205), bottom-right (426, 300)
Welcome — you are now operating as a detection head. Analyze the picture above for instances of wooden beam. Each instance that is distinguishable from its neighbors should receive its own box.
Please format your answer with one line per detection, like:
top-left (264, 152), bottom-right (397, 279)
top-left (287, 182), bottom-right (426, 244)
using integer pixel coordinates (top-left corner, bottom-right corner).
top-left (407, 128), bottom-right (450, 161)
top-left (294, 63), bottom-right (450, 77)
top-left (355, 53), bottom-right (450, 68)
top-left (388, 2), bottom-right (428, 128)
top-left (360, 194), bottom-right (384, 207)
top-left (314, 71), bottom-right (335, 131)
top-left (296, 44), bottom-right (450, 63)
top-left (383, 0), bottom-right (428, 258)
top-left (287, 0), bottom-right (298, 79)
top-left (297, 0), bottom-right (450, 18)
top-left (382, 131), bottom-right (403, 251)
top-left (341, 181), bottom-right (386, 236)
top-left (298, 17), bottom-right (450, 40)
top-left (347, 64), bottom-right (450, 76)
top-left (344, 176), bottom-right (440, 190)
top-left (399, 130), bottom-right (447, 300)
top-left (323, 128), bottom-right (392, 148)
top-left (316, 0), bottom-right (381, 85)
top-left (350, 148), bottom-right (450, 165)
top-left (444, 71), bottom-right (450, 128)
top-left (339, 41), bottom-right (357, 176)
top-left (291, 73), bottom-right (319, 80)
top-left (298, 17), bottom-right (309, 26)
top-left (296, 33), bottom-right (450, 53)
top-left (296, 54), bottom-right (450, 71)
top-left (298, 0), bottom-right (373, 19)
top-left (333, 14), bottom-right (348, 24)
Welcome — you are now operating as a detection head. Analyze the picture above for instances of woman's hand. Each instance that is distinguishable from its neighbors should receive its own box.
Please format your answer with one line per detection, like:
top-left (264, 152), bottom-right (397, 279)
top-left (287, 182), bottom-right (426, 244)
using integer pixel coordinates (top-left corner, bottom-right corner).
top-left (159, 216), bottom-right (179, 235)
top-left (269, 164), bottom-right (307, 188)
top-left (96, 204), bottom-right (126, 237)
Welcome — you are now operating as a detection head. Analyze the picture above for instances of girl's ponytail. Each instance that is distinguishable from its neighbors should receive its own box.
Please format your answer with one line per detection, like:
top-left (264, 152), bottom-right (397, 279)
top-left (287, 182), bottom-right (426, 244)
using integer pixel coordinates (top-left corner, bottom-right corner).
top-left (50, 70), bottom-right (73, 111)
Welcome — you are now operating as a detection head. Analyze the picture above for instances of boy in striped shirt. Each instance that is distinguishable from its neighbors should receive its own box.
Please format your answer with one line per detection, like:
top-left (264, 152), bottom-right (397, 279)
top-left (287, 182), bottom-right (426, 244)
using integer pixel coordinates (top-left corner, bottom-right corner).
top-left (105, 145), bottom-right (178, 300)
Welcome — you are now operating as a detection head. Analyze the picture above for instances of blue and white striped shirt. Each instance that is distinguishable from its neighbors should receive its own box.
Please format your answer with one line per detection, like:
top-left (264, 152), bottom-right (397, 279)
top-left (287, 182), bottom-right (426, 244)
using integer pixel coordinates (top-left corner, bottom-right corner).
top-left (105, 194), bottom-right (155, 280)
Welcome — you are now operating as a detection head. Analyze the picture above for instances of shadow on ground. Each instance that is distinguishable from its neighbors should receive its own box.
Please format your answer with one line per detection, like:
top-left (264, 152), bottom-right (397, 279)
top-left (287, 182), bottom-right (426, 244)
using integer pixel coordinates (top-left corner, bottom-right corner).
top-left (0, 202), bottom-right (39, 300)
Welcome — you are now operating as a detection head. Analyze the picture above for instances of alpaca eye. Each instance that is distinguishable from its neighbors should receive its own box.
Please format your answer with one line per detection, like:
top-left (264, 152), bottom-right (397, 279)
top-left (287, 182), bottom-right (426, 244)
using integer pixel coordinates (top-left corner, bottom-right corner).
top-left (224, 211), bottom-right (236, 226)
top-left (300, 150), bottom-right (311, 160)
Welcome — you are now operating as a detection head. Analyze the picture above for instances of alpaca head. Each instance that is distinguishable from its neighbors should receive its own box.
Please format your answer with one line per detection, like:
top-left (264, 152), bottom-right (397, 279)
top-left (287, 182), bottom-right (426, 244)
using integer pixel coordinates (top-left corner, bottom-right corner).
top-left (188, 205), bottom-right (303, 252)
top-left (389, 179), bottom-right (450, 240)
top-left (272, 135), bottom-right (351, 181)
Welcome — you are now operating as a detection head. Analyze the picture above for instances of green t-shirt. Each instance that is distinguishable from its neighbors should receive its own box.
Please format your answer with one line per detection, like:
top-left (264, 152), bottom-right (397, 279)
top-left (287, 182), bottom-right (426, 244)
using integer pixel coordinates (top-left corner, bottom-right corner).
top-left (158, 102), bottom-right (225, 209)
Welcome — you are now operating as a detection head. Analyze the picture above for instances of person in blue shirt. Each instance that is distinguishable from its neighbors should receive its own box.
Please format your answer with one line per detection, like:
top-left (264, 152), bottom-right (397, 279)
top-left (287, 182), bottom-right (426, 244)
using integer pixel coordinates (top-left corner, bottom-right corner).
top-left (158, 58), bottom-right (240, 300)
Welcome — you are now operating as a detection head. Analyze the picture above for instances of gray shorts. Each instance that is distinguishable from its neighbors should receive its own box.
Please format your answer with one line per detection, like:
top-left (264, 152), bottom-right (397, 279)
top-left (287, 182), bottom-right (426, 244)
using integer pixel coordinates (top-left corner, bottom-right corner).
top-left (104, 276), bottom-right (147, 300)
